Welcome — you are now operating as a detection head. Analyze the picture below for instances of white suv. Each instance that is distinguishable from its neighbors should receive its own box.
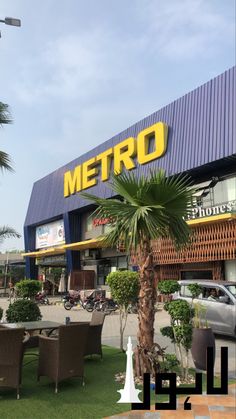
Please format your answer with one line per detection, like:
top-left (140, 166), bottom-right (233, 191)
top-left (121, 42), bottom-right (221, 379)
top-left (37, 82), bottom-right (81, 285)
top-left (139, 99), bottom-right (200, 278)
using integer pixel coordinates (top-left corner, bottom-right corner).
top-left (173, 280), bottom-right (236, 338)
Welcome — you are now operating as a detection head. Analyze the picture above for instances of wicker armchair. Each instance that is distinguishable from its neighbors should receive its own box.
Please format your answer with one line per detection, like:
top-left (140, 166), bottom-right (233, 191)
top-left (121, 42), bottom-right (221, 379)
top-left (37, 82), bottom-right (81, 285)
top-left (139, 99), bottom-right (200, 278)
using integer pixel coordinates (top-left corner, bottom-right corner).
top-left (0, 327), bottom-right (25, 399)
top-left (37, 323), bottom-right (89, 393)
top-left (84, 311), bottom-right (105, 359)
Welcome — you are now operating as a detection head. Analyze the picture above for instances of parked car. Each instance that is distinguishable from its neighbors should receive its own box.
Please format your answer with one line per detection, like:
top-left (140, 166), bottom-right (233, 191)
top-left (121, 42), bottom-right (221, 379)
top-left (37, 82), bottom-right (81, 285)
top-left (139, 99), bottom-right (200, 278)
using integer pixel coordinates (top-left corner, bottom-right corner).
top-left (172, 280), bottom-right (236, 338)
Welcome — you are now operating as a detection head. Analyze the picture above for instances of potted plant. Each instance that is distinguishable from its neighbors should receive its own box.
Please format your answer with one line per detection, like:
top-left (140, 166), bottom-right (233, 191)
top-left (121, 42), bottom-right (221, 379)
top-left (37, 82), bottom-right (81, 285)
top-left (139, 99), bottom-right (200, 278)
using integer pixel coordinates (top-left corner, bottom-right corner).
top-left (187, 284), bottom-right (215, 371)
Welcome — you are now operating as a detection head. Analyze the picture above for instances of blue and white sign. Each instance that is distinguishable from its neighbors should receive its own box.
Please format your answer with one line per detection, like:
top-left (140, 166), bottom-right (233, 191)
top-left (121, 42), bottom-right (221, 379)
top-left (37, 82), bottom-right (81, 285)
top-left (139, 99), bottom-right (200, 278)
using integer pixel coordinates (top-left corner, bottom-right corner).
top-left (36, 220), bottom-right (65, 249)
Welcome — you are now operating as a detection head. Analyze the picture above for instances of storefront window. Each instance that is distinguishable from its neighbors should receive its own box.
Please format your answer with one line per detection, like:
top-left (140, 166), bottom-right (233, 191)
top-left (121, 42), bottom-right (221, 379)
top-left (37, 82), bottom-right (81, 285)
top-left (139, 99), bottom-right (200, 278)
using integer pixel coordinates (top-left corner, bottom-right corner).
top-left (118, 256), bottom-right (127, 269)
top-left (97, 256), bottom-right (128, 285)
top-left (86, 214), bottom-right (94, 232)
top-left (195, 176), bottom-right (236, 210)
top-left (213, 176), bottom-right (236, 206)
top-left (180, 270), bottom-right (213, 280)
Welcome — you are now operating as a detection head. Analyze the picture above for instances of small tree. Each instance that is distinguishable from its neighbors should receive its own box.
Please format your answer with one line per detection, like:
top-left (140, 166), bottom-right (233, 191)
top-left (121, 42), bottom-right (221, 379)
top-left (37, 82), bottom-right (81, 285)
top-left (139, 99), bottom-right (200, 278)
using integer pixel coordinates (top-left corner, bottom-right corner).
top-left (157, 279), bottom-right (180, 301)
top-left (106, 270), bottom-right (139, 351)
top-left (15, 279), bottom-right (41, 299)
top-left (187, 283), bottom-right (202, 304)
top-left (161, 299), bottom-right (194, 379)
top-left (0, 306), bottom-right (3, 321)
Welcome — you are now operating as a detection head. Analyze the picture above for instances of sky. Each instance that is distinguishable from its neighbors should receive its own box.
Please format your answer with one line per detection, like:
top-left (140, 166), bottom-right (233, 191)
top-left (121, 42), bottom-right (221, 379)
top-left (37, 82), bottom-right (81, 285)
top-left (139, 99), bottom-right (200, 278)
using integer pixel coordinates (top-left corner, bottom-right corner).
top-left (0, 0), bottom-right (235, 253)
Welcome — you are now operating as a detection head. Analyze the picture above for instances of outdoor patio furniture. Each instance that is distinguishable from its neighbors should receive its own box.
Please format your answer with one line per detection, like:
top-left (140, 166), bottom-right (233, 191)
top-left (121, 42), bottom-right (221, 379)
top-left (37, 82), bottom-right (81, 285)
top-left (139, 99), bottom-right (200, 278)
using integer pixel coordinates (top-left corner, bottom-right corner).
top-left (37, 323), bottom-right (89, 393)
top-left (0, 326), bottom-right (25, 399)
top-left (84, 311), bottom-right (105, 359)
top-left (3, 320), bottom-right (62, 356)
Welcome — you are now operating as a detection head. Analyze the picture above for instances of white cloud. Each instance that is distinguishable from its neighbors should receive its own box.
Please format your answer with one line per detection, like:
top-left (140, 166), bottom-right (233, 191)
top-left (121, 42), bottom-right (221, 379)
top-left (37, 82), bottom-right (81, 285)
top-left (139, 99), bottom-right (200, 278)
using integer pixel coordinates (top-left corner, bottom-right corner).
top-left (138, 0), bottom-right (235, 59)
top-left (13, 26), bottom-right (142, 106)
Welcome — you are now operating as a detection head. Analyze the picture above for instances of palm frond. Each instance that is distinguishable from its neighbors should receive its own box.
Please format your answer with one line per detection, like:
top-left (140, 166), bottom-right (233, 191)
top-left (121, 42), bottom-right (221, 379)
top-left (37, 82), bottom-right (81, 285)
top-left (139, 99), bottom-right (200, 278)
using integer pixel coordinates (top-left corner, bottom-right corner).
top-left (0, 102), bottom-right (12, 125)
top-left (0, 226), bottom-right (21, 243)
top-left (0, 151), bottom-right (14, 172)
top-left (81, 169), bottom-right (194, 251)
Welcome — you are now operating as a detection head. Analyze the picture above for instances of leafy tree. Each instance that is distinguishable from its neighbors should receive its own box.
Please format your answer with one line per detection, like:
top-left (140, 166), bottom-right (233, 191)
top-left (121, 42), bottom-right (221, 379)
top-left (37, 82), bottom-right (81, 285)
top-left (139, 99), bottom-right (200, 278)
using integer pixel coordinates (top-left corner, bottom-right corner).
top-left (15, 279), bottom-right (42, 299)
top-left (187, 283), bottom-right (202, 301)
top-left (106, 270), bottom-right (139, 351)
top-left (158, 279), bottom-right (180, 301)
top-left (0, 102), bottom-right (20, 243)
top-left (81, 170), bottom-right (193, 374)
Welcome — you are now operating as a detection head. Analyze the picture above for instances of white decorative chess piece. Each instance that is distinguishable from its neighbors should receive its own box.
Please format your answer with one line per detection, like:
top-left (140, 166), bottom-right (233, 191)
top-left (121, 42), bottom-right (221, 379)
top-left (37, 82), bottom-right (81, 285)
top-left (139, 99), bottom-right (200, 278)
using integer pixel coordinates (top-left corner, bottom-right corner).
top-left (117, 336), bottom-right (142, 403)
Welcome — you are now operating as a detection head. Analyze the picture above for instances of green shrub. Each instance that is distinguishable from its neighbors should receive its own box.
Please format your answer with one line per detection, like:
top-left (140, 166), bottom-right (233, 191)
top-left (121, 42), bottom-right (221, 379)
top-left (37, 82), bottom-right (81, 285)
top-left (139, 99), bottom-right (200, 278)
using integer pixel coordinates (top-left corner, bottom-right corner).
top-left (15, 279), bottom-right (41, 299)
top-left (6, 299), bottom-right (42, 322)
top-left (0, 307), bottom-right (3, 321)
top-left (165, 299), bottom-right (194, 322)
top-left (162, 299), bottom-right (194, 379)
top-left (106, 270), bottom-right (139, 308)
top-left (161, 353), bottom-right (179, 372)
top-left (158, 279), bottom-right (180, 295)
top-left (187, 283), bottom-right (202, 300)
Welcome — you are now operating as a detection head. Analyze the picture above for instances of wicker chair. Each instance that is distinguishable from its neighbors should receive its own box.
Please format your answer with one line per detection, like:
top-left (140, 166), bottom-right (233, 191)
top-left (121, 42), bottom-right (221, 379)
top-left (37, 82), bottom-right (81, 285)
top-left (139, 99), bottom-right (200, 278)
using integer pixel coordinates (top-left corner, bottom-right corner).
top-left (84, 311), bottom-right (105, 359)
top-left (37, 323), bottom-right (89, 393)
top-left (0, 327), bottom-right (25, 399)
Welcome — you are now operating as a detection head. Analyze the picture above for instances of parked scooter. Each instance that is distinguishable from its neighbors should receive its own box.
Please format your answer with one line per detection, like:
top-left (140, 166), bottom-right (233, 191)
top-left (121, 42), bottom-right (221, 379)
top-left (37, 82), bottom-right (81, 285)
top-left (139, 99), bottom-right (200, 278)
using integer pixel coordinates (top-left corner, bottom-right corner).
top-left (35, 291), bottom-right (50, 305)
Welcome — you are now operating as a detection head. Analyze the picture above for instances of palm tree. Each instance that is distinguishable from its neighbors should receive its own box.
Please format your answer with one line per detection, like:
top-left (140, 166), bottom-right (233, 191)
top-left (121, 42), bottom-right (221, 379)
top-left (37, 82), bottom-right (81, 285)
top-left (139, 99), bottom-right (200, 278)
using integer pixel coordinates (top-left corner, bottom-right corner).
top-left (81, 170), bottom-right (194, 374)
top-left (0, 102), bottom-right (13, 172)
top-left (0, 102), bottom-right (20, 243)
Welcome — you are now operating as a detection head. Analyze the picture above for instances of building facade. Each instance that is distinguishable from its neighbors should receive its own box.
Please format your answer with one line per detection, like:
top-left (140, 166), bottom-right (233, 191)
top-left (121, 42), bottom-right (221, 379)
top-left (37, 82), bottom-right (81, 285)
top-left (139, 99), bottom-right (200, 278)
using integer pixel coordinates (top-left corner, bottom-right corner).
top-left (23, 66), bottom-right (236, 288)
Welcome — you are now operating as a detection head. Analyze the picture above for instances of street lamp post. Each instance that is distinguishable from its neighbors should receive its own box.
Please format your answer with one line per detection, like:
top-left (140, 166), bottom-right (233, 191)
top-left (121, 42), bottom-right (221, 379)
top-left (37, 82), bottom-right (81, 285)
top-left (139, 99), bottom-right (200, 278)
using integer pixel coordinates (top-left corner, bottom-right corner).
top-left (0, 16), bottom-right (21, 37)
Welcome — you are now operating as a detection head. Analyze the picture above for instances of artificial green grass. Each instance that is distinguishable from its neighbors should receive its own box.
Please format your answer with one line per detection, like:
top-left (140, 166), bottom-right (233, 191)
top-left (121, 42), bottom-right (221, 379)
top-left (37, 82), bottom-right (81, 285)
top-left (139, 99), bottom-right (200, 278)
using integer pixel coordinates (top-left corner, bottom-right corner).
top-left (0, 346), bottom-right (132, 419)
top-left (1, 347), bottom-right (234, 419)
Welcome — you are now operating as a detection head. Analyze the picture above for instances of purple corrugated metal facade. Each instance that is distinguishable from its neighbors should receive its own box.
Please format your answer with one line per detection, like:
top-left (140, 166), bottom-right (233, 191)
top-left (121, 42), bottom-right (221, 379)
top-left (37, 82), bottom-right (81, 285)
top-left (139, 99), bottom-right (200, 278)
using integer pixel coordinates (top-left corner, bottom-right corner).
top-left (24, 66), bottom-right (236, 227)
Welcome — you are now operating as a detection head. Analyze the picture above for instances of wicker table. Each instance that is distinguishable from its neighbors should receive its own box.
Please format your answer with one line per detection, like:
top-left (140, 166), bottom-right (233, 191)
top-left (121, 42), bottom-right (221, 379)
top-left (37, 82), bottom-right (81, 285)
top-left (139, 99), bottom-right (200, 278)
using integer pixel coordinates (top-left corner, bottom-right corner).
top-left (3, 320), bottom-right (62, 334)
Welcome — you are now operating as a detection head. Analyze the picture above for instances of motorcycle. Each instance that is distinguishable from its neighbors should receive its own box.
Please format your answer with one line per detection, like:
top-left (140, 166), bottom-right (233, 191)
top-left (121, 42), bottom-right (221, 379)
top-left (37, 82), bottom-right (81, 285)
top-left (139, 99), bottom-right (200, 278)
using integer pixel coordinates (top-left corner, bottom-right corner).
top-left (94, 297), bottom-right (119, 314)
top-left (63, 290), bottom-right (94, 312)
top-left (35, 291), bottom-right (50, 305)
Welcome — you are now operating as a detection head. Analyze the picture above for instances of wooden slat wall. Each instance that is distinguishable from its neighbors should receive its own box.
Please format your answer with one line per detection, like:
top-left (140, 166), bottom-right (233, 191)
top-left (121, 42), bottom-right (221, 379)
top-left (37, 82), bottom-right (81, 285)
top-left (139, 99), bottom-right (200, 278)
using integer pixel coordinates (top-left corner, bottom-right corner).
top-left (152, 220), bottom-right (236, 265)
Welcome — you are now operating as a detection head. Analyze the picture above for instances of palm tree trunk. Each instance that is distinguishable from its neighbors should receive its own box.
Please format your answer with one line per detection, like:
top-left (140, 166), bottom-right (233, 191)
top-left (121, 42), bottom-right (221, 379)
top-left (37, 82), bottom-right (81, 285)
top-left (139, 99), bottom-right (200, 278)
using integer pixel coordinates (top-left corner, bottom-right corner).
top-left (136, 238), bottom-right (156, 375)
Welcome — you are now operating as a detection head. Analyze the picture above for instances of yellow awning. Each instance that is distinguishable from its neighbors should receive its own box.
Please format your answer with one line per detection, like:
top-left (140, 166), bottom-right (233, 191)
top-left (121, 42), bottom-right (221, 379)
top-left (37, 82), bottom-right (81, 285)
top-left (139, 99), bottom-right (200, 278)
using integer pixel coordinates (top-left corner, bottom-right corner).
top-left (63, 237), bottom-right (106, 251)
top-left (22, 238), bottom-right (106, 258)
top-left (21, 246), bottom-right (65, 258)
top-left (187, 212), bottom-right (236, 226)
top-left (22, 213), bottom-right (236, 257)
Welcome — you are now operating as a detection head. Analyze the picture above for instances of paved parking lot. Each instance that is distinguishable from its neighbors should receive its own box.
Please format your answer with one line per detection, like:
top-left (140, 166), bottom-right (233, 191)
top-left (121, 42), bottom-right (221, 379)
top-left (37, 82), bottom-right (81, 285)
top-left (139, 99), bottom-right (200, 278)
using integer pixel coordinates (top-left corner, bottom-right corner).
top-left (0, 298), bottom-right (235, 378)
